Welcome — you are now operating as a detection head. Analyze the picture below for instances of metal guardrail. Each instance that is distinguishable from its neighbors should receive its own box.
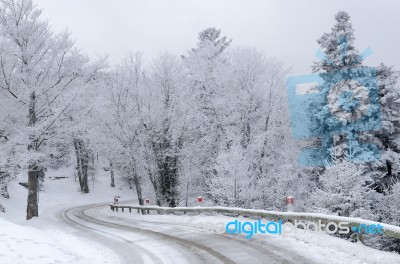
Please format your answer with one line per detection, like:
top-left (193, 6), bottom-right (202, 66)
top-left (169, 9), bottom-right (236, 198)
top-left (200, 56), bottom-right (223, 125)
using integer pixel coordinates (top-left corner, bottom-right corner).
top-left (109, 204), bottom-right (400, 240)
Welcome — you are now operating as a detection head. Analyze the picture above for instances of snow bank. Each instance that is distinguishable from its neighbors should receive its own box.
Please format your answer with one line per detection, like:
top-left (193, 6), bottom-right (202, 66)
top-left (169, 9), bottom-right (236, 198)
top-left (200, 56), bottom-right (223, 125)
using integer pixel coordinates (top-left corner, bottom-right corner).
top-left (111, 204), bottom-right (400, 239)
top-left (102, 209), bottom-right (400, 264)
top-left (0, 217), bottom-right (118, 264)
top-left (0, 166), bottom-right (132, 264)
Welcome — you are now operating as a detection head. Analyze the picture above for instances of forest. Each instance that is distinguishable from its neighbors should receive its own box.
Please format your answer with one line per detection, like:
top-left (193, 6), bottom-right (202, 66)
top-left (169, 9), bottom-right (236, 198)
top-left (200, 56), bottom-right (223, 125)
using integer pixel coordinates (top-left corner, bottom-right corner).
top-left (0, 0), bottom-right (399, 252)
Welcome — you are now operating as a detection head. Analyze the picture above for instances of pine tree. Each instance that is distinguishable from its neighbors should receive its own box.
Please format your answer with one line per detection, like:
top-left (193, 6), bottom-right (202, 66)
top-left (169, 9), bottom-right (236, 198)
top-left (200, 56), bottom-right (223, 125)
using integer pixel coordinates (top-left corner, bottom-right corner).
top-left (309, 11), bottom-right (380, 164)
top-left (363, 64), bottom-right (400, 191)
top-left (310, 11), bottom-right (400, 192)
top-left (312, 11), bottom-right (362, 73)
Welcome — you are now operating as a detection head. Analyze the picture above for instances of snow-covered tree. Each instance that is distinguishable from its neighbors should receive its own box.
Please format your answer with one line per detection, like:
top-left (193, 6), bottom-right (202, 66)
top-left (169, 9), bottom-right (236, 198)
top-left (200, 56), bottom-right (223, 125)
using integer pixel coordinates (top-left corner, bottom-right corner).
top-left (208, 143), bottom-right (253, 207)
top-left (182, 27), bottom-right (231, 185)
top-left (0, 0), bottom-right (101, 219)
top-left (310, 155), bottom-right (374, 218)
top-left (309, 11), bottom-right (380, 165)
top-left (312, 11), bottom-right (362, 73)
top-left (187, 42), bottom-right (306, 209)
top-left (142, 53), bottom-right (187, 207)
top-left (96, 52), bottom-right (149, 207)
top-left (362, 64), bottom-right (400, 191)
top-left (310, 11), bottom-right (400, 196)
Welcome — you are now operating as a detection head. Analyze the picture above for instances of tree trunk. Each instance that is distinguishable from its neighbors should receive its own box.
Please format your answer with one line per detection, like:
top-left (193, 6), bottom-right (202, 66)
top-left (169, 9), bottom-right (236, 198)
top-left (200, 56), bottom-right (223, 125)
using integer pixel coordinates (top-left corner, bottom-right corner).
top-left (241, 122), bottom-right (251, 148)
top-left (143, 148), bottom-right (162, 206)
top-left (73, 139), bottom-right (83, 187)
top-left (132, 169), bottom-right (145, 214)
top-left (82, 151), bottom-right (89, 193)
top-left (154, 137), bottom-right (179, 208)
top-left (27, 91), bottom-right (39, 220)
top-left (184, 179), bottom-right (190, 214)
top-left (73, 138), bottom-right (89, 193)
top-left (110, 160), bottom-right (115, 187)
top-left (26, 164), bottom-right (39, 220)
top-left (148, 173), bottom-right (162, 206)
top-left (159, 155), bottom-right (178, 207)
top-left (82, 140), bottom-right (89, 193)
top-left (0, 183), bottom-right (9, 199)
top-left (134, 179), bottom-right (143, 206)
top-left (386, 160), bottom-right (392, 176)
top-left (0, 173), bottom-right (9, 199)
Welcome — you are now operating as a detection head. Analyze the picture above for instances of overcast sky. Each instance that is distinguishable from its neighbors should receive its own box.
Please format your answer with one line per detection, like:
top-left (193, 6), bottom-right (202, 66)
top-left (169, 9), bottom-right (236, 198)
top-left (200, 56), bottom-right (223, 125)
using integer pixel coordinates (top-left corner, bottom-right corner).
top-left (35, 0), bottom-right (400, 75)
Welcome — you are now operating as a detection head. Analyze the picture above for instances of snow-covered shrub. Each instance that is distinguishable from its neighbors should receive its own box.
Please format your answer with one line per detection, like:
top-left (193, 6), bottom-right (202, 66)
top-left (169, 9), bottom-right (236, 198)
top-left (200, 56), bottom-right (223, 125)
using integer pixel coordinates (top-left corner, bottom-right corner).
top-left (363, 184), bottom-right (400, 253)
top-left (207, 143), bottom-right (254, 207)
top-left (310, 157), bottom-right (375, 219)
top-left (374, 182), bottom-right (400, 226)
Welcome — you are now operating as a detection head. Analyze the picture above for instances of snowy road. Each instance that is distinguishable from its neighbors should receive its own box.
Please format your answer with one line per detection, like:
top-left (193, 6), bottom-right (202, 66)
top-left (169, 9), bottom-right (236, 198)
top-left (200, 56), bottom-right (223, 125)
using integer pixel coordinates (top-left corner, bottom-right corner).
top-left (61, 203), bottom-right (315, 264)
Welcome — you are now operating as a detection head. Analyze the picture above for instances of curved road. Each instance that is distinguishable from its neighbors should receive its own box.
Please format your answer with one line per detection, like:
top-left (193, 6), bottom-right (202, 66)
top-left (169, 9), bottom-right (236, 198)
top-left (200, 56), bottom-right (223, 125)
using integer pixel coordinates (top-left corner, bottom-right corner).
top-left (60, 203), bottom-right (315, 264)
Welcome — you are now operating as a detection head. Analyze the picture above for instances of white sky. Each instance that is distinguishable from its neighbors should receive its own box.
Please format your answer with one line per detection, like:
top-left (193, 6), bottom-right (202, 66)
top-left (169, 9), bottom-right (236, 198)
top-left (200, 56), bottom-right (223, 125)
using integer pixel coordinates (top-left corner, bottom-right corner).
top-left (35, 0), bottom-right (400, 75)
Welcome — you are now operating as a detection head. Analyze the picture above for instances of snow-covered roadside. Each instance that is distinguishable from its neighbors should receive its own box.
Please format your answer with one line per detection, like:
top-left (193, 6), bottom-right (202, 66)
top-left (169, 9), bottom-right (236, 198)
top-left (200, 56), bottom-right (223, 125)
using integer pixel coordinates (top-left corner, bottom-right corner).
top-left (0, 217), bottom-right (119, 264)
top-left (101, 208), bottom-right (400, 264)
top-left (1, 166), bottom-right (134, 223)
top-left (3, 163), bottom-right (400, 264)
top-left (0, 166), bottom-right (135, 264)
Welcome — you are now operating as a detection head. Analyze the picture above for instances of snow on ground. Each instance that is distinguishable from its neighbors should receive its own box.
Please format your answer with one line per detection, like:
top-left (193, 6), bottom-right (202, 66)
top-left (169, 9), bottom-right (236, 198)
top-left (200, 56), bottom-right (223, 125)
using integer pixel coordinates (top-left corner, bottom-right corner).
top-left (101, 206), bottom-right (400, 264)
top-left (0, 164), bottom-right (135, 264)
top-left (2, 163), bottom-right (400, 264)
top-left (2, 165), bottom-right (134, 223)
top-left (0, 217), bottom-right (118, 264)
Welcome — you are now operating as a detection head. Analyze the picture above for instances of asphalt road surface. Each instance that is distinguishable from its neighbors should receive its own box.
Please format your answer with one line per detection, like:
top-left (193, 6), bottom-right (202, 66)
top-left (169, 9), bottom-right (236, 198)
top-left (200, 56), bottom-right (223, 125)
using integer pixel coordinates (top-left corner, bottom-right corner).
top-left (60, 203), bottom-right (315, 264)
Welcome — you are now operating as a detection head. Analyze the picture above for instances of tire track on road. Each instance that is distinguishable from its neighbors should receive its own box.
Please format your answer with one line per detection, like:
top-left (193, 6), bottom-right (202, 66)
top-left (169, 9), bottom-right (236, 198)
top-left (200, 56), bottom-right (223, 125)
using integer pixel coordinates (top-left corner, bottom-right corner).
top-left (64, 204), bottom-right (235, 264)
top-left (63, 205), bottom-right (164, 264)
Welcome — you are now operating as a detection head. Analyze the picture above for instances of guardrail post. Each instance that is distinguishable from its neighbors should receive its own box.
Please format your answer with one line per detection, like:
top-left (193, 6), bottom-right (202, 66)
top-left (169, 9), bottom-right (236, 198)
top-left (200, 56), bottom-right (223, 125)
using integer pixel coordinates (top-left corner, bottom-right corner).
top-left (129, 208), bottom-right (131, 213)
top-left (116, 207), bottom-right (118, 212)
top-left (285, 196), bottom-right (294, 212)
top-left (197, 196), bottom-right (203, 215)
top-left (144, 199), bottom-right (150, 214)
top-left (122, 208), bottom-right (124, 212)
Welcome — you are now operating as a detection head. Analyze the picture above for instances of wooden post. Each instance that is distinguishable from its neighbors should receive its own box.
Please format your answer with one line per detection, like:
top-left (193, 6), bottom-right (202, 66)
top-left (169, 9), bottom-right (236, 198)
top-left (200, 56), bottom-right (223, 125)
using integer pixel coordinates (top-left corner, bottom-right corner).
top-left (116, 207), bottom-right (118, 212)
top-left (357, 233), bottom-right (364, 244)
